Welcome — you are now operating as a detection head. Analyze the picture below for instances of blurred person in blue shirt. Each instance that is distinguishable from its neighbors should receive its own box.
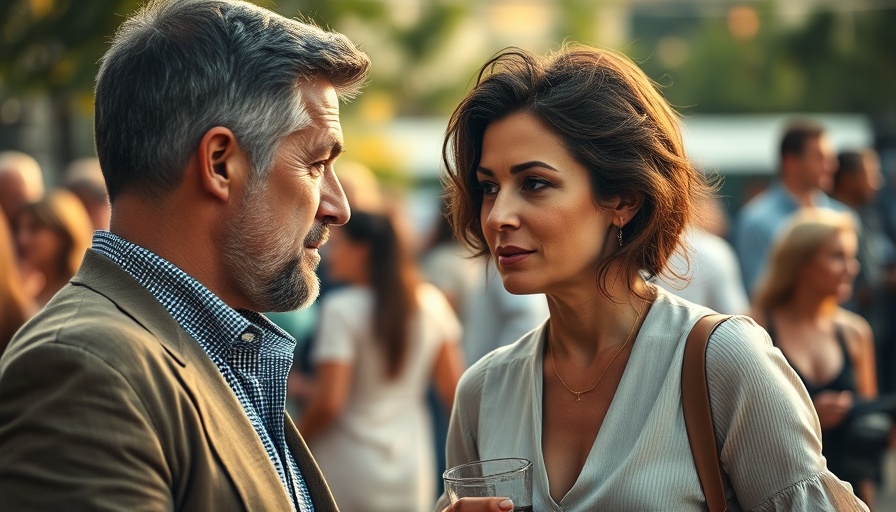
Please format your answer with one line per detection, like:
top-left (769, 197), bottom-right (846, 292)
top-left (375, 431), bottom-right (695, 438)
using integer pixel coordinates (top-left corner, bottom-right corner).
top-left (735, 120), bottom-right (850, 297)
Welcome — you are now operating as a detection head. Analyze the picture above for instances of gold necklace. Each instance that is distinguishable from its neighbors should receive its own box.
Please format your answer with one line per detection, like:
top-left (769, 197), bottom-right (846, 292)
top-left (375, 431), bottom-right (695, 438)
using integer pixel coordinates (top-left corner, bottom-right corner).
top-left (549, 301), bottom-right (645, 402)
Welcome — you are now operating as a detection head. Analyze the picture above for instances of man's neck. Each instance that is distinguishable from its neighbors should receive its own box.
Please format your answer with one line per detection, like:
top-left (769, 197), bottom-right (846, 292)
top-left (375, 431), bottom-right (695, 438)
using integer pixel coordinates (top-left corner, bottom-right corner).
top-left (780, 178), bottom-right (817, 207)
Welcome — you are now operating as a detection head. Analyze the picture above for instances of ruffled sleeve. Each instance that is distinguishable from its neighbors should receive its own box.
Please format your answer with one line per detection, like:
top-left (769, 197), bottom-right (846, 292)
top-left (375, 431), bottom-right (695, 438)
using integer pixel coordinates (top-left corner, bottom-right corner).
top-left (750, 472), bottom-right (867, 512)
top-left (705, 316), bottom-right (869, 511)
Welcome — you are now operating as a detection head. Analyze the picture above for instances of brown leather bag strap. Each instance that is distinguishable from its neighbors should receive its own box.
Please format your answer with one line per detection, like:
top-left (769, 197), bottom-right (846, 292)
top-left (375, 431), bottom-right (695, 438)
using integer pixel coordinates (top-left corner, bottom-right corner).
top-left (682, 314), bottom-right (731, 512)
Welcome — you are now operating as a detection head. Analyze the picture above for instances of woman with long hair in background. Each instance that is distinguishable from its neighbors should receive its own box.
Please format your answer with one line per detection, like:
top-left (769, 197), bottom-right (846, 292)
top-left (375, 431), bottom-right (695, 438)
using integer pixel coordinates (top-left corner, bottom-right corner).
top-left (298, 209), bottom-right (464, 512)
top-left (0, 209), bottom-right (35, 355)
top-left (14, 189), bottom-right (93, 307)
top-left (751, 208), bottom-right (880, 506)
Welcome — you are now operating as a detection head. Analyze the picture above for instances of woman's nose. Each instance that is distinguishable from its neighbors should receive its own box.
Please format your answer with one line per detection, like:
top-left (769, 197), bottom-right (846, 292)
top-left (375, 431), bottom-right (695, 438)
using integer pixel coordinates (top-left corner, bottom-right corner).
top-left (484, 191), bottom-right (520, 232)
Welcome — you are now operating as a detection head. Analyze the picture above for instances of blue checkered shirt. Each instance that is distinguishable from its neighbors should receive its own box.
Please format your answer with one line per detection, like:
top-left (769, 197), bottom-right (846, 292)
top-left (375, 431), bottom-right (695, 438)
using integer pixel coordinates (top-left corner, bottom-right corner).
top-left (92, 231), bottom-right (313, 512)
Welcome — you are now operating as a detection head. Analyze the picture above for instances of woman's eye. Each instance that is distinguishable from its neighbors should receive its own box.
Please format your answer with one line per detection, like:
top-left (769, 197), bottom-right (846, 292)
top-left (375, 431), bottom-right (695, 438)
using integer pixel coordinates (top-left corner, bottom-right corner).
top-left (523, 177), bottom-right (550, 191)
top-left (479, 181), bottom-right (498, 195)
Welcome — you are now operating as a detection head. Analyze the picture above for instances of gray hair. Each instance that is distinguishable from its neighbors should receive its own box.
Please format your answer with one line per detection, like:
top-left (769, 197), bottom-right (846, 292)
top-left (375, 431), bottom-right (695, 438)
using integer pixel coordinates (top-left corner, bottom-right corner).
top-left (95, 0), bottom-right (370, 202)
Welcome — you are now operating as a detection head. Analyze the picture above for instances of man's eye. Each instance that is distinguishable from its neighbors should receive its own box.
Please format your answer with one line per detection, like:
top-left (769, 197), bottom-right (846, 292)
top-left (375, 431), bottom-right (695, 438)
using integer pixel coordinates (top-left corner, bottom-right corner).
top-left (310, 162), bottom-right (327, 176)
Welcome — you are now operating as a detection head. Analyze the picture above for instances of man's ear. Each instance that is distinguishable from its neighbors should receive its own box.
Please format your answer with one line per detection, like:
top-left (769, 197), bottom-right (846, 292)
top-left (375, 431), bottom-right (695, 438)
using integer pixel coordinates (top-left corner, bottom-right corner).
top-left (612, 189), bottom-right (644, 226)
top-left (197, 126), bottom-right (245, 202)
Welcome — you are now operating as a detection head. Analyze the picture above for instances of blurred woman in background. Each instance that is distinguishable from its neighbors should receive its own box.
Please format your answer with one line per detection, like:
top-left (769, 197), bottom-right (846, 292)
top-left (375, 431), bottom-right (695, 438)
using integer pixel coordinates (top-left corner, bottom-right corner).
top-left (14, 190), bottom-right (93, 307)
top-left (751, 208), bottom-right (880, 506)
top-left (0, 209), bottom-right (35, 355)
top-left (298, 210), bottom-right (464, 512)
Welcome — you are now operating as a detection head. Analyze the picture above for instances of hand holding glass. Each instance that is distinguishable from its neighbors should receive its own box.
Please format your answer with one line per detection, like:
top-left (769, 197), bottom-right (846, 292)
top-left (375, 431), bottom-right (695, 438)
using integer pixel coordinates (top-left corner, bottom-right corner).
top-left (443, 458), bottom-right (532, 511)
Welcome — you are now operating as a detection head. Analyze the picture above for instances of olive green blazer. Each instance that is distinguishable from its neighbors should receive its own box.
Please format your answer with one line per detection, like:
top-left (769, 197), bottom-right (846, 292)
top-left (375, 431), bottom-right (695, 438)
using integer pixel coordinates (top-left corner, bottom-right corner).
top-left (0, 250), bottom-right (338, 511)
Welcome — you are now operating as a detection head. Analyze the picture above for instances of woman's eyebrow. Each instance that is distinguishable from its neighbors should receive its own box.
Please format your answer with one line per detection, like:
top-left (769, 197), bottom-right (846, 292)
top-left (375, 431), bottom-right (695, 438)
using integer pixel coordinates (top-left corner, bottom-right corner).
top-left (477, 161), bottom-right (559, 176)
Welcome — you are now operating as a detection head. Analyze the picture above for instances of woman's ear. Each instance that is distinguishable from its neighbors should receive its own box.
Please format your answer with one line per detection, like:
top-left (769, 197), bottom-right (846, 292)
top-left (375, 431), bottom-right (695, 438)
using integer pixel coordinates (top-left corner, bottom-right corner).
top-left (613, 189), bottom-right (644, 226)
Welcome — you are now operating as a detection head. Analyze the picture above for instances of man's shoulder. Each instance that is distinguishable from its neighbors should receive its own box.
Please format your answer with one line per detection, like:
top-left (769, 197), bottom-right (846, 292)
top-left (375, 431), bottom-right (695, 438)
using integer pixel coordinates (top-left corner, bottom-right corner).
top-left (737, 187), bottom-right (786, 223)
top-left (3, 282), bottom-right (165, 372)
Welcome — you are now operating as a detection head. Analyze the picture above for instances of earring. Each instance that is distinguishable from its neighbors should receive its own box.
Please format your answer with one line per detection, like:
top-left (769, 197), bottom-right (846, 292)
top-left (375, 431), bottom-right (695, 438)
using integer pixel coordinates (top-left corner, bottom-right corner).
top-left (617, 223), bottom-right (624, 247)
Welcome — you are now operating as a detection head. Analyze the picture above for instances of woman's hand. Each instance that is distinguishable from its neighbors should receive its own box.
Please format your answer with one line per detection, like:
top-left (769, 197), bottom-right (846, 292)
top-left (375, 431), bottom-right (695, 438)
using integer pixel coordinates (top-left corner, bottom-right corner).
top-left (812, 390), bottom-right (854, 429)
top-left (442, 498), bottom-right (514, 512)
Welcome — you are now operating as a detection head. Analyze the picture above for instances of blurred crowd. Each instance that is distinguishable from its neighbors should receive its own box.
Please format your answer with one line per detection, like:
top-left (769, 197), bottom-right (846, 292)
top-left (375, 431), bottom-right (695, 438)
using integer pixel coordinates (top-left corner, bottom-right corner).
top-left (2, 117), bottom-right (896, 510)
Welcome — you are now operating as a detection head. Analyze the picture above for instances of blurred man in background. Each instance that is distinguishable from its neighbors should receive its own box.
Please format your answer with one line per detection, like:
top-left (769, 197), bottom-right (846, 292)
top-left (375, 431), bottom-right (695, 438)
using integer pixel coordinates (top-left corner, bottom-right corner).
top-left (832, 148), bottom-right (896, 394)
top-left (735, 119), bottom-right (848, 296)
top-left (63, 157), bottom-right (111, 231)
top-left (0, 151), bottom-right (44, 226)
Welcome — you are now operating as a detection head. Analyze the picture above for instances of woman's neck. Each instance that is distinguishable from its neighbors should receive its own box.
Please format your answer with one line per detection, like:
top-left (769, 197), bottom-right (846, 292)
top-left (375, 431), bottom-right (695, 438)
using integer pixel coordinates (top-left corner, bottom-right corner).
top-left (546, 278), bottom-right (654, 359)
top-left (780, 289), bottom-right (838, 324)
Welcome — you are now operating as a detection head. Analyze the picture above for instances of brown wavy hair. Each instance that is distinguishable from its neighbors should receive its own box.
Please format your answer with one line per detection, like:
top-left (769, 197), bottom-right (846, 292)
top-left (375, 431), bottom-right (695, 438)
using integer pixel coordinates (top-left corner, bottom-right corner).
top-left (442, 44), bottom-right (713, 299)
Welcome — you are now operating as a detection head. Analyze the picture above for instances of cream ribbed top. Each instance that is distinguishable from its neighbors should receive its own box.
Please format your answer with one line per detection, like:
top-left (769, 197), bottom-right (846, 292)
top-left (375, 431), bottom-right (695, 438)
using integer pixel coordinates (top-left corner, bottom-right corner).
top-left (439, 288), bottom-right (868, 511)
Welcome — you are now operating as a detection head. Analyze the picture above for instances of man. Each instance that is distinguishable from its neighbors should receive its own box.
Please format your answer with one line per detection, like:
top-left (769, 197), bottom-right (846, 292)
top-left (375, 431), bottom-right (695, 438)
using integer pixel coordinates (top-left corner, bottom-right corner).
top-left (63, 157), bottom-right (112, 231)
top-left (0, 150), bottom-right (44, 225)
top-left (734, 120), bottom-right (847, 296)
top-left (0, 1), bottom-right (369, 510)
top-left (832, 148), bottom-right (896, 392)
top-left (832, 148), bottom-right (891, 310)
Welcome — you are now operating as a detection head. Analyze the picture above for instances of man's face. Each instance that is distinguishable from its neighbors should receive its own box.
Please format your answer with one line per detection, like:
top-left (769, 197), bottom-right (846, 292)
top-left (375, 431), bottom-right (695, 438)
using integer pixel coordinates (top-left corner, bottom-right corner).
top-left (222, 80), bottom-right (350, 312)
top-left (796, 135), bottom-right (837, 193)
top-left (0, 172), bottom-right (29, 221)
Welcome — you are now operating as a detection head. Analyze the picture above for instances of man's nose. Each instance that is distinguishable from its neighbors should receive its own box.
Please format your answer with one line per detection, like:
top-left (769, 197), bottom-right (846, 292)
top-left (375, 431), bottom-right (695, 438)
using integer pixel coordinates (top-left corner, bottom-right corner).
top-left (318, 168), bottom-right (350, 226)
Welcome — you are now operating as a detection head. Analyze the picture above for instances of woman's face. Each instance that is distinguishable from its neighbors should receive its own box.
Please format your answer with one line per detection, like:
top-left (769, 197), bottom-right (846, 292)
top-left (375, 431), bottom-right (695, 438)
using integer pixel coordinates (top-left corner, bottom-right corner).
top-left (476, 111), bottom-right (615, 296)
top-left (801, 229), bottom-right (859, 302)
top-left (15, 212), bottom-right (64, 274)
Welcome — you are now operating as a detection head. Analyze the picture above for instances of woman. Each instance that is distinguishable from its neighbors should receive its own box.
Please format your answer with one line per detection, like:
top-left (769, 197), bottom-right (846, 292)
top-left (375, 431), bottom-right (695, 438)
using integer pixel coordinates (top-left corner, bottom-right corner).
top-left (298, 210), bottom-right (464, 512)
top-left (438, 46), bottom-right (867, 511)
top-left (14, 189), bottom-right (93, 307)
top-left (752, 209), bottom-right (880, 506)
top-left (0, 209), bottom-right (36, 355)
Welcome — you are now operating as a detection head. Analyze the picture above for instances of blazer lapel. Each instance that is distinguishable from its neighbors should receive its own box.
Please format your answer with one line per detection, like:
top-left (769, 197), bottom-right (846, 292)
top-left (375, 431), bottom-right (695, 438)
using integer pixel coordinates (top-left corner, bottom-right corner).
top-left (182, 348), bottom-right (294, 510)
top-left (72, 250), bottom-right (293, 510)
top-left (285, 415), bottom-right (339, 511)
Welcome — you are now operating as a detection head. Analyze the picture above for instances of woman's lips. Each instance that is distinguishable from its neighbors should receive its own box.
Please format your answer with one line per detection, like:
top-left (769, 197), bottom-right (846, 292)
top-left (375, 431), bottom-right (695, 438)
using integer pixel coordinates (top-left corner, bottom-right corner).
top-left (496, 245), bottom-right (535, 266)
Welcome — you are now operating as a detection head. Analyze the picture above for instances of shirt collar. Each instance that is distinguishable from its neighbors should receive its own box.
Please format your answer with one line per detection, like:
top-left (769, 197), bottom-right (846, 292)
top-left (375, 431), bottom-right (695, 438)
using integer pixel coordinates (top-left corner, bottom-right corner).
top-left (90, 231), bottom-right (294, 357)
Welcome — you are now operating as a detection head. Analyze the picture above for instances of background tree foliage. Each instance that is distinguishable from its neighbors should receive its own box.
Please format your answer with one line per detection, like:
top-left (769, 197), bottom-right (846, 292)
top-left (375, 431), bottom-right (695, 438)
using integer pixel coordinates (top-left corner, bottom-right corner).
top-left (0, 0), bottom-right (894, 174)
top-left (630, 3), bottom-right (896, 117)
top-left (0, 0), bottom-right (141, 99)
top-left (2, 0), bottom-right (893, 116)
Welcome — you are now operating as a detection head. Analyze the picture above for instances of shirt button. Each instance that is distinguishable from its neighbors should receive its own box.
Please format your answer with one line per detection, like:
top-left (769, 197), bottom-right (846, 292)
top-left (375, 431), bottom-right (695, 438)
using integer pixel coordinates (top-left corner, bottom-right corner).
top-left (241, 333), bottom-right (256, 342)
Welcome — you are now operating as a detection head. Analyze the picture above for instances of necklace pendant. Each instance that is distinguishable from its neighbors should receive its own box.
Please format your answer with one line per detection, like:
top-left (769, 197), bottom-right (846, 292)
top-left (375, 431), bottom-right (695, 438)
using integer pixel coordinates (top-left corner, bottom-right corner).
top-left (575, 392), bottom-right (582, 402)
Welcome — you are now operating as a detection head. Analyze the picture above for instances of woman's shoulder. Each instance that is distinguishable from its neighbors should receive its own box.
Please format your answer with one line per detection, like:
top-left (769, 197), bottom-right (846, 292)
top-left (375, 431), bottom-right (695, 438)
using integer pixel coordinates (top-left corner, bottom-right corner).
top-left (645, 285), bottom-right (718, 331)
top-left (416, 281), bottom-right (452, 308)
top-left (835, 307), bottom-right (873, 343)
top-left (834, 307), bottom-right (874, 360)
top-left (702, 314), bottom-right (784, 382)
top-left (454, 324), bottom-right (544, 418)
top-left (650, 287), bottom-right (770, 349)
top-left (320, 286), bottom-right (372, 313)
top-left (461, 324), bottom-right (544, 380)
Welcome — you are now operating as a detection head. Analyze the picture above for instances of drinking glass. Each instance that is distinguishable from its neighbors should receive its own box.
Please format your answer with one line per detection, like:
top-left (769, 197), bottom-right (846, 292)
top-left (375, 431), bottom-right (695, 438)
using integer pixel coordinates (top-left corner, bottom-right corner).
top-left (443, 457), bottom-right (533, 511)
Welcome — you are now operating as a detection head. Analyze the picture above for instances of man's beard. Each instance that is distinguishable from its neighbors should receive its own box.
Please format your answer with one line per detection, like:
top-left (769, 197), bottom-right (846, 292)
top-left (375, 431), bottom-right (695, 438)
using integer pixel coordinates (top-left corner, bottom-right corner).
top-left (222, 187), bottom-right (326, 312)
